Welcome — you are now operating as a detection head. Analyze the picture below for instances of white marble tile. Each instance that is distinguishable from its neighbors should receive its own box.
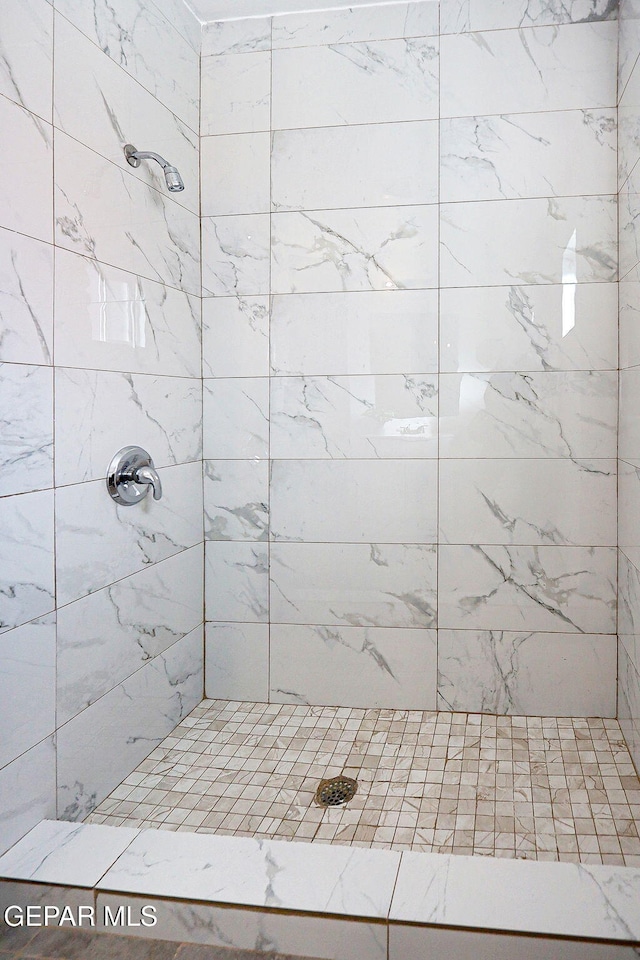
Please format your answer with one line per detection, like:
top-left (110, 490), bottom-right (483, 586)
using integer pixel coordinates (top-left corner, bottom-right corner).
top-left (272, 206), bottom-right (438, 294)
top-left (618, 58), bottom-right (640, 187)
top-left (270, 460), bottom-right (438, 543)
top-left (57, 627), bottom-right (203, 820)
top-left (0, 881), bottom-right (92, 923)
top-left (204, 460), bottom-right (269, 541)
top-left (54, 16), bottom-right (199, 215)
top-left (203, 377), bottom-right (269, 459)
top-left (390, 924), bottom-right (640, 960)
top-left (270, 624), bottom-right (437, 709)
top-left (272, 38), bottom-right (439, 128)
top-left (618, 551), bottom-right (640, 674)
top-left (201, 52), bottom-right (271, 135)
top-left (98, 828), bottom-right (401, 919)
top-left (54, 368), bottom-right (202, 486)
top-left (0, 364), bottom-right (52, 496)
top-left (619, 460), bottom-right (640, 570)
top-left (619, 645), bottom-right (640, 774)
top-left (620, 369), bottom-right (640, 461)
top-left (0, 228), bottom-right (53, 365)
top-left (620, 278), bottom-right (640, 369)
top-left (96, 892), bottom-right (387, 960)
top-left (271, 290), bottom-right (438, 376)
top-left (441, 110), bottom-right (616, 203)
top-left (0, 614), bottom-right (55, 769)
top-left (440, 23), bottom-right (617, 118)
top-left (0, 739), bottom-right (55, 856)
top-left (201, 133), bottom-right (270, 216)
top-left (205, 622), bottom-right (269, 701)
top-left (619, 159), bottom-right (640, 279)
top-left (201, 17), bottom-right (271, 56)
top-left (0, 97), bottom-right (52, 243)
top-left (55, 133), bottom-right (200, 296)
top-left (202, 215), bottom-right (270, 296)
top-left (438, 544), bottom-right (617, 634)
top-left (440, 0), bottom-right (619, 33)
top-left (619, 7), bottom-right (640, 100)
top-left (270, 543), bottom-right (437, 627)
top-left (0, 0), bottom-right (53, 120)
top-left (272, 121), bottom-right (438, 211)
top-left (390, 852), bottom-right (640, 942)
top-left (439, 459), bottom-right (617, 546)
top-left (437, 629), bottom-right (617, 716)
top-left (54, 250), bottom-right (201, 378)
top-left (440, 284), bottom-right (618, 373)
top-left (205, 541), bottom-right (269, 623)
top-left (0, 490), bottom-right (54, 634)
top-left (440, 371), bottom-right (617, 459)
top-left (0, 820), bottom-right (138, 885)
top-left (56, 546), bottom-right (203, 725)
top-left (55, 461), bottom-right (202, 606)
top-left (441, 196), bottom-right (617, 288)
top-left (203, 296), bottom-right (269, 378)
top-left (54, 0), bottom-right (199, 131)
top-left (272, 2), bottom-right (438, 48)
top-left (270, 375), bottom-right (437, 459)
top-left (147, 0), bottom-right (201, 51)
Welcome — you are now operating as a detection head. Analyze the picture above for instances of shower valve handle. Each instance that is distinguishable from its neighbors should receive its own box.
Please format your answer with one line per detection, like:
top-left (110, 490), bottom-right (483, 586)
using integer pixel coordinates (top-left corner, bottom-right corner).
top-left (107, 446), bottom-right (163, 506)
top-left (133, 463), bottom-right (163, 501)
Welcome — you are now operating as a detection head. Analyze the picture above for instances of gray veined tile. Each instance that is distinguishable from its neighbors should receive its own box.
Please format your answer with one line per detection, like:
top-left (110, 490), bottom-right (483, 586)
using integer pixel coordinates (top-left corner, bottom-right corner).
top-left (440, 110), bottom-right (616, 203)
top-left (201, 133), bottom-right (270, 216)
top-left (0, 490), bottom-right (54, 635)
top-left (205, 622), bottom-right (269, 701)
top-left (203, 296), bottom-right (269, 378)
top-left (272, 38), bottom-right (439, 129)
top-left (203, 378), bottom-right (269, 460)
top-left (270, 460), bottom-right (438, 544)
top-left (201, 52), bottom-right (271, 135)
top-left (440, 284), bottom-right (618, 373)
top-left (201, 215), bottom-right (270, 297)
top-left (0, 0), bottom-right (53, 121)
top-left (270, 290), bottom-right (438, 376)
top-left (270, 375), bottom-right (437, 459)
top-left (619, 459), bottom-right (640, 570)
top-left (440, 0), bottom-right (619, 34)
top-left (56, 546), bottom-right (204, 725)
top-left (270, 624), bottom-right (437, 709)
top-left (618, 550), bottom-right (640, 674)
top-left (272, 121), bottom-right (438, 211)
top-left (54, 368), bottom-right (202, 486)
top-left (618, 645), bottom-right (640, 774)
top-left (271, 2), bottom-right (439, 48)
top-left (56, 627), bottom-right (203, 820)
top-left (440, 22), bottom-right (617, 118)
top-left (620, 277), bottom-right (640, 369)
top-left (437, 629), bottom-right (617, 716)
top-left (201, 17), bottom-right (272, 56)
top-left (204, 460), bottom-right (269, 542)
top-left (438, 544), bottom-right (617, 634)
top-left (55, 461), bottom-right (202, 606)
top-left (440, 196), bottom-right (617, 288)
top-left (0, 364), bottom-right (53, 497)
top-left (271, 206), bottom-right (438, 294)
top-left (54, 250), bottom-right (201, 379)
top-left (440, 371), bottom-right (617, 459)
top-left (0, 739), bottom-right (55, 856)
top-left (205, 541), bottom-right (269, 623)
top-left (439, 459), bottom-right (617, 547)
top-left (0, 228), bottom-right (53, 365)
top-left (0, 96), bottom-right (53, 243)
top-left (270, 542), bottom-right (437, 628)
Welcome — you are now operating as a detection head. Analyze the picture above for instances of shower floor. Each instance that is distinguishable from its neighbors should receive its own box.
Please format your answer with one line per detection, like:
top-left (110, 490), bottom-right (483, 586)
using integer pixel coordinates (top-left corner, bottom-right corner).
top-left (87, 700), bottom-right (640, 866)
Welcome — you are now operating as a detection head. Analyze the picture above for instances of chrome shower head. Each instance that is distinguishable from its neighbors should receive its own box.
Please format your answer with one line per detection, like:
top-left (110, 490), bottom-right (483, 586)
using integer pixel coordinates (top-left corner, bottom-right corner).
top-left (124, 144), bottom-right (185, 194)
top-left (163, 165), bottom-right (185, 192)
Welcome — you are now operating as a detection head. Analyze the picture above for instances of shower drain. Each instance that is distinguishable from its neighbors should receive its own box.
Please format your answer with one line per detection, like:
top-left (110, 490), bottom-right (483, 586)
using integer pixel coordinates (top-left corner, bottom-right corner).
top-left (315, 775), bottom-right (358, 807)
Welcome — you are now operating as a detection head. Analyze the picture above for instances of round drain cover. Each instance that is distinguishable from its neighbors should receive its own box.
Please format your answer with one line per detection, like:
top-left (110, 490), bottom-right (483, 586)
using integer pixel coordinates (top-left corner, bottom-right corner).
top-left (315, 776), bottom-right (358, 807)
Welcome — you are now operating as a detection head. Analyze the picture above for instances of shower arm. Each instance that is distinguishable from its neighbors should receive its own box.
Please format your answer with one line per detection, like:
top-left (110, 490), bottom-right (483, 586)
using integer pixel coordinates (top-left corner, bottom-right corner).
top-left (124, 145), bottom-right (170, 170)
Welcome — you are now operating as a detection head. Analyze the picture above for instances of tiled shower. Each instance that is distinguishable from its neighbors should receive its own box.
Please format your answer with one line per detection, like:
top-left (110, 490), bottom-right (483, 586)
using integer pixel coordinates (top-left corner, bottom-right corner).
top-left (1, 0), bottom-right (640, 871)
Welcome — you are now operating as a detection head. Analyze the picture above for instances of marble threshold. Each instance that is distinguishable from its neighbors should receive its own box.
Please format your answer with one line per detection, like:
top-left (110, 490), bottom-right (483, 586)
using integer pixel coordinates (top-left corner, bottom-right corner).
top-left (0, 819), bottom-right (639, 958)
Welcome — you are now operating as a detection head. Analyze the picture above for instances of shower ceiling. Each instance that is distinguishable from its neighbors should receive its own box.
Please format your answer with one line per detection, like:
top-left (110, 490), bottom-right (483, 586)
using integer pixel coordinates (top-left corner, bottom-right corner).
top-left (184, 0), bottom-right (436, 21)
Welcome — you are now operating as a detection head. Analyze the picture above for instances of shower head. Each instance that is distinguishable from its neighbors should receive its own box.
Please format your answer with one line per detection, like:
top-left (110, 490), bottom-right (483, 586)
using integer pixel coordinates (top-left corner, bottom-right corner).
top-left (124, 144), bottom-right (185, 193)
top-left (163, 165), bottom-right (185, 193)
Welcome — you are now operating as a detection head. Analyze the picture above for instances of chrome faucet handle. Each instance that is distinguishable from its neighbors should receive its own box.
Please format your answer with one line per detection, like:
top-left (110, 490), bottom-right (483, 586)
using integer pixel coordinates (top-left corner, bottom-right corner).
top-left (133, 463), bottom-right (163, 501)
top-left (107, 446), bottom-right (163, 506)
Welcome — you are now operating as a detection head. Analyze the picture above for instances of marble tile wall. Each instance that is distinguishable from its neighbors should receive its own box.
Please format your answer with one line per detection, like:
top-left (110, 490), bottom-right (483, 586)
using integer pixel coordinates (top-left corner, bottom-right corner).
top-left (0, 0), bottom-right (203, 855)
top-left (201, 0), bottom-right (619, 718)
top-left (619, 0), bottom-right (640, 775)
